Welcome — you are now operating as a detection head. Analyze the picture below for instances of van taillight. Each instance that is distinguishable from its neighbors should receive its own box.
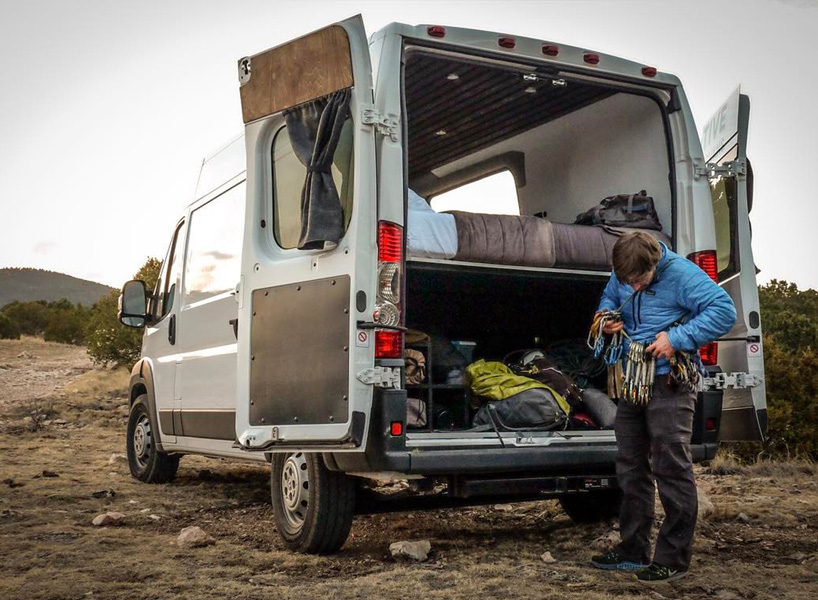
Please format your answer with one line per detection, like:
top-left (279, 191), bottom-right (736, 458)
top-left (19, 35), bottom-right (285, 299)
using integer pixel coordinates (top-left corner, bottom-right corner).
top-left (427, 25), bottom-right (446, 38)
top-left (499, 37), bottom-right (516, 49)
top-left (542, 44), bottom-right (559, 56)
top-left (375, 329), bottom-right (403, 359)
top-left (641, 66), bottom-right (658, 78)
top-left (378, 221), bottom-right (402, 263)
top-left (687, 250), bottom-right (718, 283)
top-left (700, 342), bottom-right (718, 366)
top-left (583, 53), bottom-right (600, 65)
top-left (687, 251), bottom-right (720, 366)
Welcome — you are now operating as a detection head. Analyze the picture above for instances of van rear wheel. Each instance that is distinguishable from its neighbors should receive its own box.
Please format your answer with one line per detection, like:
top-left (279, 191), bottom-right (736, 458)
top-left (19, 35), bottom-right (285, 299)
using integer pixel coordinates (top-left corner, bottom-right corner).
top-left (559, 489), bottom-right (622, 523)
top-left (270, 452), bottom-right (355, 554)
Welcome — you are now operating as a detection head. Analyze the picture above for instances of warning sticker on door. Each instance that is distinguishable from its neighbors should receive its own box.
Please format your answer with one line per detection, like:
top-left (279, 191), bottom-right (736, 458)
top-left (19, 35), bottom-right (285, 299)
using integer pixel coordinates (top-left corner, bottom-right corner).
top-left (747, 341), bottom-right (762, 357)
top-left (355, 330), bottom-right (370, 348)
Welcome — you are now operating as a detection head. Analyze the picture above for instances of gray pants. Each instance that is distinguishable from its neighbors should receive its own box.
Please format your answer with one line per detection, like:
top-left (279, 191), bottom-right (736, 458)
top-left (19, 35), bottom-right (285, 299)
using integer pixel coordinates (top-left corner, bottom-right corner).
top-left (614, 378), bottom-right (697, 571)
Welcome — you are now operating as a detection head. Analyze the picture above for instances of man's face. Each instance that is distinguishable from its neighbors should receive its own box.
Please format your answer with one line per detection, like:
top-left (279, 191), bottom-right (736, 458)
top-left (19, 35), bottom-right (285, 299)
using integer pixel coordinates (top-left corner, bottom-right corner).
top-left (626, 268), bottom-right (655, 291)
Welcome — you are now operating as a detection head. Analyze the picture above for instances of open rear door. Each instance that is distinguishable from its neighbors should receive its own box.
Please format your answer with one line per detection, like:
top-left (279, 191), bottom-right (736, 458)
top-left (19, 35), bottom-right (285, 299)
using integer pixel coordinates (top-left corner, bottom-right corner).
top-left (701, 87), bottom-right (767, 441)
top-left (234, 16), bottom-right (377, 452)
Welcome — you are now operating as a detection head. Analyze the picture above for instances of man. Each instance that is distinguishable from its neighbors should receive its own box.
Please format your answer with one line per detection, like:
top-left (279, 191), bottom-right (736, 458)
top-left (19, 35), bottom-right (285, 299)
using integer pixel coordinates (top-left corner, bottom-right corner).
top-left (590, 232), bottom-right (736, 584)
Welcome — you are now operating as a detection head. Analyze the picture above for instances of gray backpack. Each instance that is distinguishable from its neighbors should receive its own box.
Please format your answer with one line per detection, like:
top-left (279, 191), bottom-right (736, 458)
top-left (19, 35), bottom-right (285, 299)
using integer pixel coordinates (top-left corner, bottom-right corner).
top-left (575, 191), bottom-right (662, 231)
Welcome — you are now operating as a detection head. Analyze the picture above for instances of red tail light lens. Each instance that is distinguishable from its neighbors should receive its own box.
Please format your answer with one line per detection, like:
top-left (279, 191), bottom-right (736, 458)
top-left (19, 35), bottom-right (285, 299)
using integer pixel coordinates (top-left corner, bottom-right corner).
top-left (642, 66), bottom-right (658, 78)
top-left (542, 44), bottom-right (559, 56)
top-left (375, 329), bottom-right (403, 359)
top-left (499, 37), bottom-right (516, 49)
top-left (390, 421), bottom-right (404, 436)
top-left (583, 53), bottom-right (600, 65)
top-left (378, 221), bottom-right (403, 263)
top-left (427, 26), bottom-right (446, 38)
top-left (687, 250), bottom-right (718, 283)
top-left (700, 342), bottom-right (718, 366)
top-left (705, 418), bottom-right (717, 432)
top-left (687, 251), bottom-right (720, 365)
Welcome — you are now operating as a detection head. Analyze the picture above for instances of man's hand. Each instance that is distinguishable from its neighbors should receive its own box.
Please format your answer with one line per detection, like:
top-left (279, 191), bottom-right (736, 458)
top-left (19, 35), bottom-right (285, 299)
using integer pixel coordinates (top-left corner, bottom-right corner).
top-left (602, 320), bottom-right (624, 335)
top-left (646, 331), bottom-right (675, 360)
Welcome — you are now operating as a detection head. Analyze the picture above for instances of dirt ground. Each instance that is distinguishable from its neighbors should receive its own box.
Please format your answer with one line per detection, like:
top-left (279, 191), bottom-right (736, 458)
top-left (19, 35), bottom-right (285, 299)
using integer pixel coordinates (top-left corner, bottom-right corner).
top-left (0, 339), bottom-right (816, 600)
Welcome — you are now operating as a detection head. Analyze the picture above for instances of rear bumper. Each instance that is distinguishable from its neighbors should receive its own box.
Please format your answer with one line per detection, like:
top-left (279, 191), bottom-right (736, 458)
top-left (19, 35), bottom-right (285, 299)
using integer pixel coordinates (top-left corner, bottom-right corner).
top-left (327, 389), bottom-right (718, 475)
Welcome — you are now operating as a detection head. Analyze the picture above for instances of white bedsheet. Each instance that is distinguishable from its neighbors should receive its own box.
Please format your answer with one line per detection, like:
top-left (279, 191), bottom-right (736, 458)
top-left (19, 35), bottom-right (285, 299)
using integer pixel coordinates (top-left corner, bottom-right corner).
top-left (406, 190), bottom-right (458, 259)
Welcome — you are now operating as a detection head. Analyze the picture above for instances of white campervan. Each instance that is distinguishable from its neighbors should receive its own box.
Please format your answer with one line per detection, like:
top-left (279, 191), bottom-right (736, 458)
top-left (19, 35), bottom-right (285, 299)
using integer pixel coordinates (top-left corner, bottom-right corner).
top-left (118, 16), bottom-right (766, 554)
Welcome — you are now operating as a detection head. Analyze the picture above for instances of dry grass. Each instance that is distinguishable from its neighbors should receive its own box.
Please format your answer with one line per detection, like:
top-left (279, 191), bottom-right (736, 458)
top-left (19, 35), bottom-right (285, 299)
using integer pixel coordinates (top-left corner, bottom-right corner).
top-left (1, 339), bottom-right (817, 600)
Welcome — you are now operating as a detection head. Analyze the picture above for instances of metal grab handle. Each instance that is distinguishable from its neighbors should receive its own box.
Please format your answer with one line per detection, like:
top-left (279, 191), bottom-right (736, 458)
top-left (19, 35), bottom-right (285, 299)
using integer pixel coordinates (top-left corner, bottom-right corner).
top-left (229, 318), bottom-right (238, 340)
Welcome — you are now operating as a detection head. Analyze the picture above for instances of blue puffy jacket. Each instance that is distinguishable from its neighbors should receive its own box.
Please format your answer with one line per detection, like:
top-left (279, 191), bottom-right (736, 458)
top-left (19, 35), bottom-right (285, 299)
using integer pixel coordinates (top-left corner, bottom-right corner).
top-left (597, 243), bottom-right (737, 375)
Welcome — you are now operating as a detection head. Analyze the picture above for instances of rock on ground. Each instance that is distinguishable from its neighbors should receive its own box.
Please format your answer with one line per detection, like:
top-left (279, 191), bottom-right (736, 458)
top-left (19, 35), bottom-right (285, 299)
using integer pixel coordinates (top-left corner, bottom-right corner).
top-left (540, 551), bottom-right (557, 563)
top-left (390, 540), bottom-right (431, 561)
top-left (177, 526), bottom-right (216, 548)
top-left (697, 487), bottom-right (715, 519)
top-left (108, 453), bottom-right (127, 466)
top-left (92, 512), bottom-right (125, 526)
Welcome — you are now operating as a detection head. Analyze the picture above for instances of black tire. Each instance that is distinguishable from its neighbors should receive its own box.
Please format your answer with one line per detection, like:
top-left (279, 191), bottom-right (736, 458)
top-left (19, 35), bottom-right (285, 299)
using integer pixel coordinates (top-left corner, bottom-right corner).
top-left (126, 395), bottom-right (180, 484)
top-left (270, 452), bottom-right (355, 554)
top-left (559, 489), bottom-right (622, 523)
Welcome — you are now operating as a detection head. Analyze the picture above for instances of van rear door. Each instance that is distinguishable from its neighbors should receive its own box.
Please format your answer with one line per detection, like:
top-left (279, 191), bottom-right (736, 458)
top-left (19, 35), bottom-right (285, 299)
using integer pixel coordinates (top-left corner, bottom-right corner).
top-left (701, 87), bottom-right (767, 441)
top-left (234, 15), bottom-right (377, 452)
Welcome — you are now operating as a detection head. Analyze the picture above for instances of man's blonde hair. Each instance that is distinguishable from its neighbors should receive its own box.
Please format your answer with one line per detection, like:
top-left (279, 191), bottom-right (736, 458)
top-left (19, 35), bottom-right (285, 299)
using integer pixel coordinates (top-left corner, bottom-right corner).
top-left (612, 232), bottom-right (662, 283)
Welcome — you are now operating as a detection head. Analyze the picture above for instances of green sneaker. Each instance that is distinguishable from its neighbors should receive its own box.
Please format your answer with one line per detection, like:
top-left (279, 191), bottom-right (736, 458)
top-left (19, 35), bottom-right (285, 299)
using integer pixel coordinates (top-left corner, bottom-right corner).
top-left (634, 562), bottom-right (688, 584)
top-left (591, 550), bottom-right (650, 571)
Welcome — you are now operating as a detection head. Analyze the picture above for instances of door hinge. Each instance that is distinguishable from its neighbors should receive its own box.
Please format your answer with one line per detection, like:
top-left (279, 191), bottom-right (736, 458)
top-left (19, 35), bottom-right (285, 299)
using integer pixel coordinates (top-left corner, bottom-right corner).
top-left (361, 105), bottom-right (399, 142)
top-left (357, 367), bottom-right (401, 389)
top-left (695, 158), bottom-right (746, 180)
top-left (703, 371), bottom-right (762, 390)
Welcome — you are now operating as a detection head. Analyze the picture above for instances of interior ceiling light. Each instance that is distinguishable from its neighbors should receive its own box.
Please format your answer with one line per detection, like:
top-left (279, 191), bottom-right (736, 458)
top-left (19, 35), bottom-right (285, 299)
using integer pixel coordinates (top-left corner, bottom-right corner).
top-left (435, 129), bottom-right (447, 136)
top-left (447, 73), bottom-right (459, 80)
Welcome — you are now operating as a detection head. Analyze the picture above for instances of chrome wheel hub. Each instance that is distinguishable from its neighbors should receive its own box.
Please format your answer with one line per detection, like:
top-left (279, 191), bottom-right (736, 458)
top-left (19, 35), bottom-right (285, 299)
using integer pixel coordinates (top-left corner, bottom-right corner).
top-left (280, 453), bottom-right (309, 529)
top-left (133, 415), bottom-right (151, 468)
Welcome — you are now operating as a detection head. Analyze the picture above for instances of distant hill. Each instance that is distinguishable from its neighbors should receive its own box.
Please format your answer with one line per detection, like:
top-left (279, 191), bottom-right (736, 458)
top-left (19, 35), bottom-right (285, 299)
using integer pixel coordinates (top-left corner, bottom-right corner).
top-left (0, 268), bottom-right (115, 307)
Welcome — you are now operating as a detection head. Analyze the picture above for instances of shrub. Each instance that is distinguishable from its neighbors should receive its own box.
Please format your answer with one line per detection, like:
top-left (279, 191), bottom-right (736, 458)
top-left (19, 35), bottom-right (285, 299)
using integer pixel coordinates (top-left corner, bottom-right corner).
top-left (0, 313), bottom-right (21, 339)
top-left (43, 301), bottom-right (89, 345)
top-left (85, 258), bottom-right (161, 368)
top-left (2, 300), bottom-right (50, 335)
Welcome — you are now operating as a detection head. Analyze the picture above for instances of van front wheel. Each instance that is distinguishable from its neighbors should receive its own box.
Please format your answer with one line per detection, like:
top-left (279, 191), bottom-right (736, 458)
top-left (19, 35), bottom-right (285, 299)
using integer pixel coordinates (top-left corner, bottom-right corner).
top-left (559, 489), bottom-right (622, 523)
top-left (270, 452), bottom-right (355, 554)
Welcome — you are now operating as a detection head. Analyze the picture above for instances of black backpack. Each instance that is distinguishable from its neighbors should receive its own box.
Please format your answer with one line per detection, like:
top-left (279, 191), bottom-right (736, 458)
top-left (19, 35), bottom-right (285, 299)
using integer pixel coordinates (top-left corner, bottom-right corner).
top-left (575, 191), bottom-right (662, 231)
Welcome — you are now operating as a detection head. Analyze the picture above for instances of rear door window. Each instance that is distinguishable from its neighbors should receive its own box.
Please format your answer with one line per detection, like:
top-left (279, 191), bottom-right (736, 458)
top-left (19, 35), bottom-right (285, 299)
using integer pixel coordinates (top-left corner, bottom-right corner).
top-left (271, 119), bottom-right (355, 249)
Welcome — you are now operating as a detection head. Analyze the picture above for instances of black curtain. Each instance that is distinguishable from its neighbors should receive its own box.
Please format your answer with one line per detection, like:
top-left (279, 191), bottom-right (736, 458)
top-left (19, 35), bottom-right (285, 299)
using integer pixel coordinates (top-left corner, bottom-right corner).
top-left (284, 89), bottom-right (352, 250)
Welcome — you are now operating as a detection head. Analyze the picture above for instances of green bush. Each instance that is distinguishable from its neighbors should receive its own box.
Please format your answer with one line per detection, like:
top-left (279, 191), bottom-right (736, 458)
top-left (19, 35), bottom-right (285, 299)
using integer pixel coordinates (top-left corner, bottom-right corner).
top-left (85, 258), bottom-right (161, 368)
top-left (0, 313), bottom-right (21, 339)
top-left (43, 301), bottom-right (89, 345)
top-left (729, 280), bottom-right (818, 461)
top-left (2, 300), bottom-right (50, 335)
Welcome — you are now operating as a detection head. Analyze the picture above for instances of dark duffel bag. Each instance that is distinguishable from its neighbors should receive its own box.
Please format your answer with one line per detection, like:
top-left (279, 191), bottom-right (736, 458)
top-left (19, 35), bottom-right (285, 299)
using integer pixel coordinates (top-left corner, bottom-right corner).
top-left (575, 191), bottom-right (662, 231)
top-left (473, 388), bottom-right (568, 431)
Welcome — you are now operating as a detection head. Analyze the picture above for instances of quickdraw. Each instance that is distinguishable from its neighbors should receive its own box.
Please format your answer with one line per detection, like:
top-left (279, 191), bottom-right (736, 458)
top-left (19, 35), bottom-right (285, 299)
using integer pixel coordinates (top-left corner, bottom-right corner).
top-left (588, 309), bottom-right (700, 405)
top-left (622, 340), bottom-right (655, 406)
top-left (588, 310), bottom-right (627, 365)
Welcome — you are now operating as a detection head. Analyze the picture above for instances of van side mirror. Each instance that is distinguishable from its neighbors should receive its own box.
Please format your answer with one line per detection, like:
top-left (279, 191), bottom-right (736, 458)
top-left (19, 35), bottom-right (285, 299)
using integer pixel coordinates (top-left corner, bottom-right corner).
top-left (118, 280), bottom-right (149, 328)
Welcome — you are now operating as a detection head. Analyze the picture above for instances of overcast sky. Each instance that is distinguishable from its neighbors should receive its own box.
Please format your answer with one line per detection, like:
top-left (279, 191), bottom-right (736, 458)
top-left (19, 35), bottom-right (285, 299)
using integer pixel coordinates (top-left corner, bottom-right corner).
top-left (1, 0), bottom-right (816, 290)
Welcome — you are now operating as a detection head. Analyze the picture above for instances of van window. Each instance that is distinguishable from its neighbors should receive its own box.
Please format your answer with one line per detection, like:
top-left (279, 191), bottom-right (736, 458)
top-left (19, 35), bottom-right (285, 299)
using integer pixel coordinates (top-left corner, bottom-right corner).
top-left (183, 182), bottom-right (245, 305)
top-left (152, 220), bottom-right (187, 321)
top-left (430, 171), bottom-right (519, 215)
top-left (271, 119), bottom-right (354, 249)
top-left (711, 177), bottom-right (739, 280)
